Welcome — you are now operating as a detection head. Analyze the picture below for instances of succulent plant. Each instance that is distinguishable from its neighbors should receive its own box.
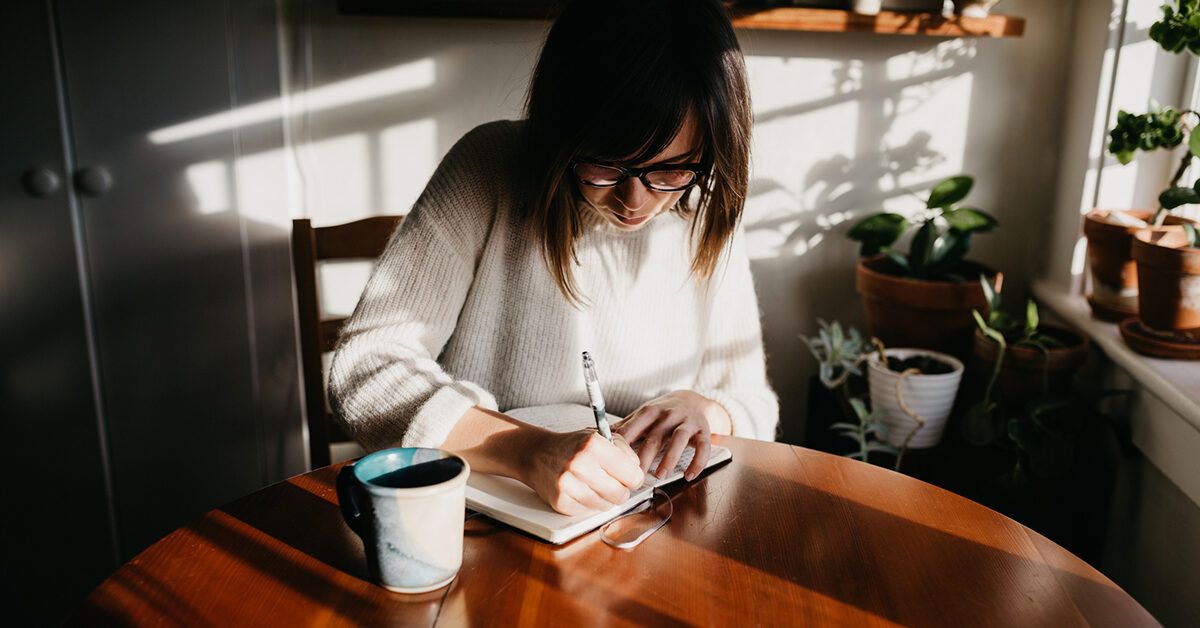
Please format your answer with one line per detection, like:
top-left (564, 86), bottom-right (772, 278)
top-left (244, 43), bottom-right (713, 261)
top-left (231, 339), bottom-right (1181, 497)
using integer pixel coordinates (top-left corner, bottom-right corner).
top-left (801, 319), bottom-right (867, 389)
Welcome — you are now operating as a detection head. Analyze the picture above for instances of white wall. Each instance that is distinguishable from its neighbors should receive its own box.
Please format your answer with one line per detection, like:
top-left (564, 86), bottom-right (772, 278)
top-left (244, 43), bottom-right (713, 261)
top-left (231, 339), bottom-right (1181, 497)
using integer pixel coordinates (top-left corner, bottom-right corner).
top-left (283, 0), bottom-right (1078, 444)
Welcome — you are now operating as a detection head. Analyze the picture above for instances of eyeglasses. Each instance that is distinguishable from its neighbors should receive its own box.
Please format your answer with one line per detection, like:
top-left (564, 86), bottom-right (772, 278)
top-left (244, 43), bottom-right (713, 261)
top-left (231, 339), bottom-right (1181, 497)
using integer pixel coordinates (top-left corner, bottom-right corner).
top-left (571, 160), bottom-right (707, 193)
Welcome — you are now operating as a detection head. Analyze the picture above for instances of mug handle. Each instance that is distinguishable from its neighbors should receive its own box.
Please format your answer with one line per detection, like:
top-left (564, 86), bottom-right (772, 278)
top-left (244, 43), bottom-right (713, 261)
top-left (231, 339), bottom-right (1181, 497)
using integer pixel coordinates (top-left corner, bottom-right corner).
top-left (336, 465), bottom-right (366, 537)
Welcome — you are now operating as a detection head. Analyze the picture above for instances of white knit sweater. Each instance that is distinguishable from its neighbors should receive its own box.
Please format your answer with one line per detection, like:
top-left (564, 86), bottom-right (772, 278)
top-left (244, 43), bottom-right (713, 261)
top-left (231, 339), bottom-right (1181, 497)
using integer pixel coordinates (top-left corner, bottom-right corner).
top-left (328, 120), bottom-right (779, 451)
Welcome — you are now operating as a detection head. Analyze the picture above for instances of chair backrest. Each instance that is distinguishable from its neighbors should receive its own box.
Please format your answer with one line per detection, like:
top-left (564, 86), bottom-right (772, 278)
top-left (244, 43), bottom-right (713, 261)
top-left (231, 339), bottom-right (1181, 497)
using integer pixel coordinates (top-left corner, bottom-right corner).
top-left (292, 216), bottom-right (403, 469)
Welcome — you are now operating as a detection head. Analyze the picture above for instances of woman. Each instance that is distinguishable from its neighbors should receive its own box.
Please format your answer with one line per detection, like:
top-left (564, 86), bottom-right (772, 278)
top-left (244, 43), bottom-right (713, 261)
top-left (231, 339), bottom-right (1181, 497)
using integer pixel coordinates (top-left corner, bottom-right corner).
top-left (329, 0), bottom-right (778, 515)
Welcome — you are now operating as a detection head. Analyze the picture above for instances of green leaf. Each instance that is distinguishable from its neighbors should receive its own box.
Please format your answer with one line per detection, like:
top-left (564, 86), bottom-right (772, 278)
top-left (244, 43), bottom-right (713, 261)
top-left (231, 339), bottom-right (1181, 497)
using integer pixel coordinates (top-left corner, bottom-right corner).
top-left (848, 397), bottom-right (870, 420)
top-left (1189, 126), bottom-right (1200, 158)
top-left (848, 213), bottom-right (909, 256)
top-left (1160, 186), bottom-right (1200, 209)
top-left (942, 207), bottom-right (997, 233)
top-left (973, 310), bottom-right (1007, 346)
top-left (829, 422), bottom-right (861, 432)
top-left (1114, 149), bottom-right (1135, 165)
top-left (980, 273), bottom-right (998, 310)
top-left (926, 176), bottom-right (974, 209)
top-left (930, 228), bottom-right (971, 272)
top-left (909, 220), bottom-right (937, 276)
top-left (1025, 300), bottom-right (1039, 335)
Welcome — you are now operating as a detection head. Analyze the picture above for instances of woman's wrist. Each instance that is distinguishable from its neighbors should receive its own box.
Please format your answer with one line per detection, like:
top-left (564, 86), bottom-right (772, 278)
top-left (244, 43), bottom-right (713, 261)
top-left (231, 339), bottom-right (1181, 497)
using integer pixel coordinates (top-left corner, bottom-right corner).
top-left (700, 393), bottom-right (734, 436)
top-left (441, 405), bottom-right (552, 482)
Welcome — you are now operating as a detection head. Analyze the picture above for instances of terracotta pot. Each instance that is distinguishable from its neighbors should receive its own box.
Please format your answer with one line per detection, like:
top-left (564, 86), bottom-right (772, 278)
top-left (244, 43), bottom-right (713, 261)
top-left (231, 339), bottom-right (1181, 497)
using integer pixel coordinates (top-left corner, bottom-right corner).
top-left (1132, 229), bottom-right (1200, 335)
top-left (972, 325), bottom-right (1090, 402)
top-left (855, 255), bottom-right (1000, 362)
top-left (1083, 209), bottom-right (1194, 321)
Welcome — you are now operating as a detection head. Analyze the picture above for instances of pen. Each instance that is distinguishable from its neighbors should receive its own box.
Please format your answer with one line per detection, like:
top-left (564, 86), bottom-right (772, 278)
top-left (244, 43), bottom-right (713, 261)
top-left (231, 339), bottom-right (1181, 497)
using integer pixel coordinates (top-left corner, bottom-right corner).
top-left (581, 351), bottom-right (612, 442)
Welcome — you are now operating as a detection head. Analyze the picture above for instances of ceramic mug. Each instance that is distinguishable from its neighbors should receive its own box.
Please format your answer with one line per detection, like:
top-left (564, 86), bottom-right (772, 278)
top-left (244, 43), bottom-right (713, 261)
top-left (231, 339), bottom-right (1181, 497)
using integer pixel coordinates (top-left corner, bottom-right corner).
top-left (337, 448), bottom-right (470, 593)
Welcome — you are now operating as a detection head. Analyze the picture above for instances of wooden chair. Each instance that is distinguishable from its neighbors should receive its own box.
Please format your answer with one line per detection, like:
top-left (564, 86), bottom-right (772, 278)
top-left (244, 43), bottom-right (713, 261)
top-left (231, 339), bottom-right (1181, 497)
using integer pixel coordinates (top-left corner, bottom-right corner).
top-left (292, 215), bottom-right (403, 469)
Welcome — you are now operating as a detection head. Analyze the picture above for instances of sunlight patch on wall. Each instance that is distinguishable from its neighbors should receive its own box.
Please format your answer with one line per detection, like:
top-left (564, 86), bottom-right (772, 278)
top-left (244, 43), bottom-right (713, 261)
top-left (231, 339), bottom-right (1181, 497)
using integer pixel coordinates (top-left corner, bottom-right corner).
top-left (883, 73), bottom-right (973, 203)
top-left (234, 148), bottom-right (293, 228)
top-left (743, 99), bottom-right (860, 261)
top-left (150, 59), bottom-right (437, 144)
top-left (307, 133), bottom-right (371, 225)
top-left (185, 160), bottom-right (231, 215)
top-left (381, 118), bottom-right (438, 215)
top-left (746, 56), bottom-right (858, 116)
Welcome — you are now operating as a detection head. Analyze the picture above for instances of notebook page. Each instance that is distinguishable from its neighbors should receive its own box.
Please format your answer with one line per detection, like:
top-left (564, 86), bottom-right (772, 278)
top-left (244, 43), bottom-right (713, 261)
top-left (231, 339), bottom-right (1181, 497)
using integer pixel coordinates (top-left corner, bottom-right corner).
top-left (505, 403), bottom-right (619, 433)
top-left (466, 404), bottom-right (732, 543)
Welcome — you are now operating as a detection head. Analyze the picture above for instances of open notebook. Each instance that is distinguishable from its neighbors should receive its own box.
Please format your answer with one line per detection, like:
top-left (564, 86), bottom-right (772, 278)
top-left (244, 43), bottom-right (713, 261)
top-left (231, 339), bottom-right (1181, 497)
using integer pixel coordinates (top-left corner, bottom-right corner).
top-left (465, 403), bottom-right (732, 544)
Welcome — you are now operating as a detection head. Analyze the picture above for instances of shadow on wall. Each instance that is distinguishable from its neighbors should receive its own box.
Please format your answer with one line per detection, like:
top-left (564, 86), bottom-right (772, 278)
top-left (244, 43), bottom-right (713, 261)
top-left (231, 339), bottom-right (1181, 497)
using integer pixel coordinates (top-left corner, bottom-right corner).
top-left (741, 31), bottom-right (979, 445)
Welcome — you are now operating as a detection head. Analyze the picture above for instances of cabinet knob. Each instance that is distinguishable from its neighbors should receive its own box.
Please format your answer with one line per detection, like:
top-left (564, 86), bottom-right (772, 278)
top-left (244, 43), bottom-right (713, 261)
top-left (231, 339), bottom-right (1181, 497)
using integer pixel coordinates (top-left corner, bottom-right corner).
top-left (21, 168), bottom-right (62, 198)
top-left (75, 166), bottom-right (113, 197)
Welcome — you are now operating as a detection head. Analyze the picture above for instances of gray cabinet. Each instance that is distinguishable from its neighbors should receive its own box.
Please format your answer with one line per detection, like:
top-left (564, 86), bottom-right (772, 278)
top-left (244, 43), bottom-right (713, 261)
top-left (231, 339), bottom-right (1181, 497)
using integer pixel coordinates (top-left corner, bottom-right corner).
top-left (2, 1), bottom-right (305, 623)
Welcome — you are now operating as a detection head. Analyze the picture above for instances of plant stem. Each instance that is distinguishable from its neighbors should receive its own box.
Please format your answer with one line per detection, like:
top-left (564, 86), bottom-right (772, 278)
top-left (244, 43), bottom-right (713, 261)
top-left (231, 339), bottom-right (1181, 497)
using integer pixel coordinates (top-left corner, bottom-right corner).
top-left (984, 336), bottom-right (1007, 404)
top-left (1169, 147), bottom-right (1192, 189)
top-left (836, 386), bottom-right (871, 464)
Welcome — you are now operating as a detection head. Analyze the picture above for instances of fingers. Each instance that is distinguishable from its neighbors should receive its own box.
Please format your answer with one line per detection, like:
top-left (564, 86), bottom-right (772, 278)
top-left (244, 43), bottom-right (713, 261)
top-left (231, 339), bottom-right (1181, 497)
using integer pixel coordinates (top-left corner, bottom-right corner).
top-left (556, 471), bottom-right (612, 512)
top-left (615, 406), bottom-right (658, 444)
top-left (655, 424), bottom-right (697, 480)
top-left (601, 434), bottom-right (646, 489)
top-left (573, 458), bottom-right (633, 505)
top-left (684, 431), bottom-right (712, 482)
top-left (636, 432), bottom-right (664, 473)
top-left (612, 433), bottom-right (638, 461)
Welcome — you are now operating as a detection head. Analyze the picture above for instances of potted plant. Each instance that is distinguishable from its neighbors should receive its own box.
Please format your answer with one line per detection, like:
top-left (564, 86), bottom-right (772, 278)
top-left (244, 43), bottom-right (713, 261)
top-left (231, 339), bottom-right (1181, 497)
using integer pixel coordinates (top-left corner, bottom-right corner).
top-left (802, 320), bottom-right (964, 469)
top-left (848, 175), bottom-right (1001, 361)
top-left (1084, 1), bottom-right (1200, 321)
top-left (865, 344), bottom-right (963, 456)
top-left (961, 281), bottom-right (1128, 559)
top-left (1086, 106), bottom-right (1198, 321)
top-left (801, 320), bottom-right (895, 464)
top-left (963, 277), bottom-right (1090, 444)
top-left (1121, 224), bottom-right (1200, 357)
top-left (966, 374), bottom-right (1129, 562)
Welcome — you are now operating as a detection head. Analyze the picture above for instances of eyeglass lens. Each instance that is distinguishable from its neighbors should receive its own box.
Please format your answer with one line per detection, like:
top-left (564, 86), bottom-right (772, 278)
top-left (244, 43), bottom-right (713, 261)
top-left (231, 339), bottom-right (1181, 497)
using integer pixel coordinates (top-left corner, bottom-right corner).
top-left (575, 163), bottom-right (695, 191)
top-left (599, 487), bottom-right (673, 549)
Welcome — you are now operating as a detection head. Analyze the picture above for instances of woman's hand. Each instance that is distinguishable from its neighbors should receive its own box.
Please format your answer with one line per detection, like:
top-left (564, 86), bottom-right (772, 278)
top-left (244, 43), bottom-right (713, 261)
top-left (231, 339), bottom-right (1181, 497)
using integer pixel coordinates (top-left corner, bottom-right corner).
top-left (521, 430), bottom-right (645, 516)
top-left (615, 390), bottom-right (731, 482)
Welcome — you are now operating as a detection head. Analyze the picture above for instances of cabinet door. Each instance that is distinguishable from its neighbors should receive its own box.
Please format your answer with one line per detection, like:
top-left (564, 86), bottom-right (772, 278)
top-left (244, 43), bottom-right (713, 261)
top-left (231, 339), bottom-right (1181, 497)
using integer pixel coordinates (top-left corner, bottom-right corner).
top-left (55, 0), bottom-right (304, 556)
top-left (0, 2), bottom-right (117, 623)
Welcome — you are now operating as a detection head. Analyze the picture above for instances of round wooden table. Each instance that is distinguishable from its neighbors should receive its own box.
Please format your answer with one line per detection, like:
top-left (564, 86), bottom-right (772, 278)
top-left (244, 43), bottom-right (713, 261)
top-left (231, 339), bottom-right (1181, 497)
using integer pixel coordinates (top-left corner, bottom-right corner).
top-left (73, 437), bottom-right (1157, 626)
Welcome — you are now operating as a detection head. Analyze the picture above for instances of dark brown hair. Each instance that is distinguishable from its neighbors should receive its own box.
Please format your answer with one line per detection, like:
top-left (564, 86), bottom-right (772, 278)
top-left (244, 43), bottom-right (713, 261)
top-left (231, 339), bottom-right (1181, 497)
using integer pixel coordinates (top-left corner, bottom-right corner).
top-left (522, 0), bottom-right (753, 304)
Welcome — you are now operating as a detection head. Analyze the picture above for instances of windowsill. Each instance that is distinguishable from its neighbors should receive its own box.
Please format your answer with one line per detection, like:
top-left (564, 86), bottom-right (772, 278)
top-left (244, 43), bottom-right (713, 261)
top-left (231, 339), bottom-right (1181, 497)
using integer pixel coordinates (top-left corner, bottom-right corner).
top-left (1034, 280), bottom-right (1200, 508)
top-left (1032, 280), bottom-right (1200, 431)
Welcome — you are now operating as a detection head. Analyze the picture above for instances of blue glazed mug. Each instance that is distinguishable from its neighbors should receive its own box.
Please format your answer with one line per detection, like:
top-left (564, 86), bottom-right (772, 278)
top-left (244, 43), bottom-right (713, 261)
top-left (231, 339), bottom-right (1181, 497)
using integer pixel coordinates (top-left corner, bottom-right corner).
top-left (337, 448), bottom-right (470, 593)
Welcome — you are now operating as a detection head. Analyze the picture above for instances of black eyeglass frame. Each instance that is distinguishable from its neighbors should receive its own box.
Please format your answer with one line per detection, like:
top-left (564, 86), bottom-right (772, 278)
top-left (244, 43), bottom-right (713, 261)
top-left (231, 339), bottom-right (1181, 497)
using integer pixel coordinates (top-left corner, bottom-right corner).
top-left (570, 160), bottom-right (709, 193)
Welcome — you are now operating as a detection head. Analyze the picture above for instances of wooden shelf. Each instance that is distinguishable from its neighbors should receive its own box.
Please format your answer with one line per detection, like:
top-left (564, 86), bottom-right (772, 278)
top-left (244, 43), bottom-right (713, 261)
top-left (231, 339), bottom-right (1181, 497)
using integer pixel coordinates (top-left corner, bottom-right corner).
top-left (729, 8), bottom-right (1025, 38)
top-left (338, 2), bottom-right (1025, 39)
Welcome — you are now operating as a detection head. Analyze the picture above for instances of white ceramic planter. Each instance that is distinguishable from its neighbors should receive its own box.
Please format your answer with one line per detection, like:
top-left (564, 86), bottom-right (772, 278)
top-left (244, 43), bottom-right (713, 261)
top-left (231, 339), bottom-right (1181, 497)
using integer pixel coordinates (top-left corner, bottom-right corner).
top-left (867, 349), bottom-right (964, 449)
top-left (852, 0), bottom-right (883, 15)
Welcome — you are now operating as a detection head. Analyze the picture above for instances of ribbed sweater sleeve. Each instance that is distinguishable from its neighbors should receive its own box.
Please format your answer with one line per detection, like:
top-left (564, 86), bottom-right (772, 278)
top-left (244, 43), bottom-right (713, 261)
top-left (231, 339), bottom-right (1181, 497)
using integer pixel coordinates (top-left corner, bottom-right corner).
top-left (327, 126), bottom-right (503, 452)
top-left (693, 226), bottom-right (781, 440)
